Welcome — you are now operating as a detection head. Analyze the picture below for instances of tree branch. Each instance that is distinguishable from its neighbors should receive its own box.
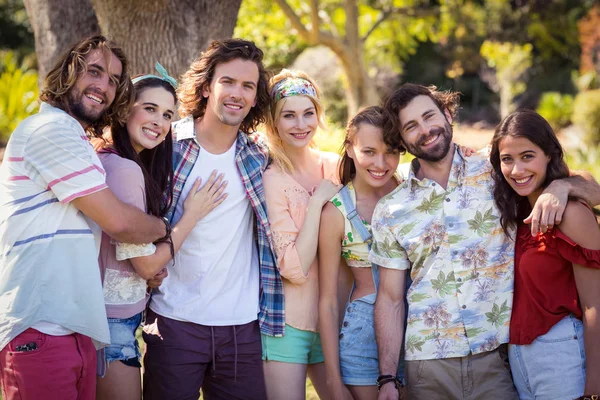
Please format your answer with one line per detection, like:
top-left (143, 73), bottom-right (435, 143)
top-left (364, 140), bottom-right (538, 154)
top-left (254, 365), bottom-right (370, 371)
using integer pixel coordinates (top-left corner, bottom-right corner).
top-left (310, 0), bottom-right (319, 42)
top-left (362, 6), bottom-right (440, 42)
top-left (273, 0), bottom-right (311, 42)
top-left (318, 8), bottom-right (340, 39)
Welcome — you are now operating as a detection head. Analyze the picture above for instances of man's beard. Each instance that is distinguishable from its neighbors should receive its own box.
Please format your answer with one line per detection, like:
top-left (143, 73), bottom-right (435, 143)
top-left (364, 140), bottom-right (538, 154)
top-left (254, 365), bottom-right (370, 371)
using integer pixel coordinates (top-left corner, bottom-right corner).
top-left (67, 87), bottom-right (107, 126)
top-left (405, 121), bottom-right (453, 162)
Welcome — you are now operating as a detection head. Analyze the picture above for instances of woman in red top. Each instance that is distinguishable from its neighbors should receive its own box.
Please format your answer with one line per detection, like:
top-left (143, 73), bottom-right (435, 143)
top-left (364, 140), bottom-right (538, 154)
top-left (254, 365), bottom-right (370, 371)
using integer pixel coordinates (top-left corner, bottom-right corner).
top-left (490, 109), bottom-right (600, 400)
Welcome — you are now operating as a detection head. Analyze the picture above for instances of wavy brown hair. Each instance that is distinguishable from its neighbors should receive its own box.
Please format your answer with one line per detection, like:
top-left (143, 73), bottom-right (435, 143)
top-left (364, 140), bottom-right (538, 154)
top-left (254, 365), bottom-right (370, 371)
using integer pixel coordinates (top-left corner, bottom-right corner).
top-left (339, 106), bottom-right (386, 185)
top-left (382, 83), bottom-right (460, 152)
top-left (490, 109), bottom-right (569, 235)
top-left (40, 35), bottom-right (133, 138)
top-left (177, 38), bottom-right (270, 134)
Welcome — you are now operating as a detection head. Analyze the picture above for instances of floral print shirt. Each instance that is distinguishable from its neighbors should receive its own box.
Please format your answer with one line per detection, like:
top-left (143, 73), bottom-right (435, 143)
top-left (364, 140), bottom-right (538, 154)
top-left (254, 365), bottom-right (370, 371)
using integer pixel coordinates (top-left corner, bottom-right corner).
top-left (369, 146), bottom-right (514, 361)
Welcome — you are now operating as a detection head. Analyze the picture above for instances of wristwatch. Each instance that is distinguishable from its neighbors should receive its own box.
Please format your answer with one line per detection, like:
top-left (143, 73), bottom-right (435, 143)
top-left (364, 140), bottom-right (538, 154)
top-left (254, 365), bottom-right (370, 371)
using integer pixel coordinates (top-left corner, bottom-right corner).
top-left (376, 374), bottom-right (402, 392)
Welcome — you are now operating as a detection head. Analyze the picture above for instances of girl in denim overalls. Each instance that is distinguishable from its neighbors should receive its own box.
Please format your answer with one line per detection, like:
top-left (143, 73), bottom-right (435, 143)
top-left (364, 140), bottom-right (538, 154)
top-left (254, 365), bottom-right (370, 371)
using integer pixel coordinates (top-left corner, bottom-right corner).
top-left (318, 107), bottom-right (406, 399)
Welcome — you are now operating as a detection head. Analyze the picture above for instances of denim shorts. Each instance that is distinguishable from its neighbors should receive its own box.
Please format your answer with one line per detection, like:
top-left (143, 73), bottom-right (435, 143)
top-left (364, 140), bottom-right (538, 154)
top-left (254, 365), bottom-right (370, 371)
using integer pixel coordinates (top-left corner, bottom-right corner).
top-left (509, 314), bottom-right (586, 400)
top-left (261, 324), bottom-right (324, 364)
top-left (339, 294), bottom-right (405, 386)
top-left (105, 312), bottom-right (143, 368)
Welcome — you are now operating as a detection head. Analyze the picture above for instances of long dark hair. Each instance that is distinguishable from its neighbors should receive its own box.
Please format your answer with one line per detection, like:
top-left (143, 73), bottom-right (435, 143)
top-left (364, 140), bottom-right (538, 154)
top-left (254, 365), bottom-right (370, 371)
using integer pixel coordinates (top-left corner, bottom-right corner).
top-left (490, 109), bottom-right (569, 234)
top-left (110, 77), bottom-right (175, 217)
top-left (339, 106), bottom-right (385, 185)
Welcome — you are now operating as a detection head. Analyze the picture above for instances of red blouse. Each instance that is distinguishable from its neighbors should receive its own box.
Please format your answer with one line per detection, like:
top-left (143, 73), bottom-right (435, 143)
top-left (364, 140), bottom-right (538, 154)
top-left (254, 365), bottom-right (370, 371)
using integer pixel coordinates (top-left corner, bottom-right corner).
top-left (509, 224), bottom-right (600, 345)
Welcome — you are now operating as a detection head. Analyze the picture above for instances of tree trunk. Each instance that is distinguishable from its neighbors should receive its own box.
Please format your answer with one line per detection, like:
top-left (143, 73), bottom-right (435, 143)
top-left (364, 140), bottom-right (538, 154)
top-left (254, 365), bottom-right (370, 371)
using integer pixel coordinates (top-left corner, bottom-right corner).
top-left (335, 54), bottom-right (378, 116)
top-left (23, 0), bottom-right (100, 86)
top-left (341, 0), bottom-right (380, 115)
top-left (90, 0), bottom-right (242, 79)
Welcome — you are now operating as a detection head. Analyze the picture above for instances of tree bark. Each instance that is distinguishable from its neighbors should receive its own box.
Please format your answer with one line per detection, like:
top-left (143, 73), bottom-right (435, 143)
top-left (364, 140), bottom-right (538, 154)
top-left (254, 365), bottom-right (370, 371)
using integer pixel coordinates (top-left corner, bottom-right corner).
top-left (90, 0), bottom-right (242, 79)
top-left (23, 0), bottom-right (100, 85)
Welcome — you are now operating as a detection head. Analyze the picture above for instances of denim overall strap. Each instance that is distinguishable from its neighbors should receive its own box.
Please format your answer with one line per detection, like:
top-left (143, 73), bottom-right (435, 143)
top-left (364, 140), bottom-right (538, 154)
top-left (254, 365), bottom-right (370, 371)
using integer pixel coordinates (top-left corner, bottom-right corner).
top-left (338, 186), bottom-right (372, 244)
top-left (338, 185), bottom-right (379, 295)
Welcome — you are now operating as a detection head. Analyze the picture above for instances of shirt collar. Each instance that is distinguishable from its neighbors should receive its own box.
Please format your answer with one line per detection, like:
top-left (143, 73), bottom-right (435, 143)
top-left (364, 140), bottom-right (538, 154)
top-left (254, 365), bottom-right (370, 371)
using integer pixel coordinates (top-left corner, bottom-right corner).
top-left (173, 115), bottom-right (250, 147)
top-left (406, 144), bottom-right (465, 189)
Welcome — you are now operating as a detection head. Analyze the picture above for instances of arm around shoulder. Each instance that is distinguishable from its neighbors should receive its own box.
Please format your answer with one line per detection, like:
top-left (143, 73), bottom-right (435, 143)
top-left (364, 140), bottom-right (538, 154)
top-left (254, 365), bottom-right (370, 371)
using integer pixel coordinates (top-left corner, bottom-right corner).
top-left (566, 170), bottom-right (600, 207)
top-left (558, 200), bottom-right (600, 250)
top-left (72, 188), bottom-right (165, 244)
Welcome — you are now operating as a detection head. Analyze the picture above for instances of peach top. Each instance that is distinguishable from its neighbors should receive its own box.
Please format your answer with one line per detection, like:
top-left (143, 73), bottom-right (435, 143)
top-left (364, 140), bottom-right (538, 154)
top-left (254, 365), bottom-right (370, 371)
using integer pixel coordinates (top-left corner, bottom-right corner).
top-left (263, 151), bottom-right (340, 332)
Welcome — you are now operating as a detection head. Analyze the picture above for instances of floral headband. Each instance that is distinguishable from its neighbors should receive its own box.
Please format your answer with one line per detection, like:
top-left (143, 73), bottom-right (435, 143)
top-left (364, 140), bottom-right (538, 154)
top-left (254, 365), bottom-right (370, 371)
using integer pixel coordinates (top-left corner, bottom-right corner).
top-left (131, 62), bottom-right (178, 89)
top-left (270, 77), bottom-right (317, 102)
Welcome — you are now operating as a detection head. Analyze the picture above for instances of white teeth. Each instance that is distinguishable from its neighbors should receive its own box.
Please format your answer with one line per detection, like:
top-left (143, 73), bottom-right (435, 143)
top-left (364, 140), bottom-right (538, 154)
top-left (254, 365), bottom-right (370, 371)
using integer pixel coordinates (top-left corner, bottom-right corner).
top-left (369, 170), bottom-right (386, 177)
top-left (142, 128), bottom-right (159, 138)
top-left (226, 104), bottom-right (242, 110)
top-left (423, 135), bottom-right (438, 146)
top-left (291, 132), bottom-right (309, 138)
top-left (86, 94), bottom-right (103, 104)
top-left (514, 177), bottom-right (531, 184)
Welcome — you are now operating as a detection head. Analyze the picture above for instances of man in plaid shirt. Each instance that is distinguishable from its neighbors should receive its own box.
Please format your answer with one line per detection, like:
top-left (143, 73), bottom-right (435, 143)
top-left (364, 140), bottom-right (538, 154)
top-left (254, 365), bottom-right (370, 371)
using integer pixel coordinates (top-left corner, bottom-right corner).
top-left (142, 39), bottom-right (283, 399)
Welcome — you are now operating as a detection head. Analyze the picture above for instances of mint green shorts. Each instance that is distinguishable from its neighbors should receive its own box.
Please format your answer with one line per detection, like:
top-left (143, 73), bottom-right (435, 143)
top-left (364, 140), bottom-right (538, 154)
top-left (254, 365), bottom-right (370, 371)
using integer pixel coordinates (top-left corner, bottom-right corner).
top-left (261, 324), bottom-right (324, 364)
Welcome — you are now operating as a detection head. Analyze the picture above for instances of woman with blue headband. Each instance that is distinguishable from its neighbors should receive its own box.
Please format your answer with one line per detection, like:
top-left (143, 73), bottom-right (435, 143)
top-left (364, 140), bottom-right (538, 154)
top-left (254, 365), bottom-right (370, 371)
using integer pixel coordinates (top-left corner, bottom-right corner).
top-left (95, 64), bottom-right (228, 400)
top-left (261, 69), bottom-right (343, 400)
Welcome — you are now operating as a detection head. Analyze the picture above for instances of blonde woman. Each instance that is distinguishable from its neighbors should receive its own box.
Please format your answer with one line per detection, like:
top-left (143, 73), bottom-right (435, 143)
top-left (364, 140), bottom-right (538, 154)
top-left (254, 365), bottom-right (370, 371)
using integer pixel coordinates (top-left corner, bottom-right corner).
top-left (262, 70), bottom-right (341, 400)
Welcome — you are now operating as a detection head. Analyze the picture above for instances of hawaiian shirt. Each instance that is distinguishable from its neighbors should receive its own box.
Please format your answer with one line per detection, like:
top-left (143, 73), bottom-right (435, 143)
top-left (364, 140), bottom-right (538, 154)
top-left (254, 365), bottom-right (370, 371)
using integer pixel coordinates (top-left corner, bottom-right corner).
top-left (164, 116), bottom-right (285, 337)
top-left (369, 146), bottom-right (514, 361)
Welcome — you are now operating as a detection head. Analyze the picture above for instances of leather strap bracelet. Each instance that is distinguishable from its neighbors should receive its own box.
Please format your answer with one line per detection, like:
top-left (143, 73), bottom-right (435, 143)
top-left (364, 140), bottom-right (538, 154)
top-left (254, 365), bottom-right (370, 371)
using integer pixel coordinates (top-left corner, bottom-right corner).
top-left (155, 217), bottom-right (175, 264)
top-left (157, 217), bottom-right (172, 243)
top-left (376, 375), bottom-right (402, 392)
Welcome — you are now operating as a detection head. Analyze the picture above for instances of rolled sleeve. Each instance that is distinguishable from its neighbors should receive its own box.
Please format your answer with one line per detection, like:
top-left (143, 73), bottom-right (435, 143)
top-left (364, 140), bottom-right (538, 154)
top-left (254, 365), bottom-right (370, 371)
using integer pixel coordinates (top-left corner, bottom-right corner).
top-left (368, 202), bottom-right (410, 271)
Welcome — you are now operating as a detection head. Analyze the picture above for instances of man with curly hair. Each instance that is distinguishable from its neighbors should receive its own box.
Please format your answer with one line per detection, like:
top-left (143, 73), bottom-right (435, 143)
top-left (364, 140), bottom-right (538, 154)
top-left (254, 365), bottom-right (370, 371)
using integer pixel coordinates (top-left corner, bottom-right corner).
top-left (370, 83), bottom-right (600, 399)
top-left (142, 39), bottom-right (280, 400)
top-left (0, 36), bottom-right (169, 400)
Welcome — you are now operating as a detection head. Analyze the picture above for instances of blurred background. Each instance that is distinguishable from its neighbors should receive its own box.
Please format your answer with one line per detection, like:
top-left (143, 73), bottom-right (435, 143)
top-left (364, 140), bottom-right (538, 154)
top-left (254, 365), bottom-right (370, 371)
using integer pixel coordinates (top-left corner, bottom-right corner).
top-left (2, 0), bottom-right (600, 180)
top-left (1, 1), bottom-right (599, 398)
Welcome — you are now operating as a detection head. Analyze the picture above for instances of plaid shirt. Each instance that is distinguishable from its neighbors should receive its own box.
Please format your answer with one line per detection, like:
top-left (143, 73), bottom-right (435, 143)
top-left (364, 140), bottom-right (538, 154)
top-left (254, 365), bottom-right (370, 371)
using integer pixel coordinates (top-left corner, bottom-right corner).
top-left (164, 116), bottom-right (285, 337)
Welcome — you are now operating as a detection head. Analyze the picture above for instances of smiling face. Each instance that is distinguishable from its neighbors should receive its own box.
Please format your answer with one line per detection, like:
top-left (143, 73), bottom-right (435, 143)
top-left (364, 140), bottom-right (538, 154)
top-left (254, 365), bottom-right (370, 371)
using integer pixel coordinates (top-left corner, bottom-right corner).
top-left (398, 95), bottom-right (453, 162)
top-left (68, 48), bottom-right (122, 127)
top-left (275, 95), bottom-right (318, 150)
top-left (202, 58), bottom-right (258, 129)
top-left (499, 135), bottom-right (551, 203)
top-left (126, 86), bottom-right (175, 153)
top-left (347, 123), bottom-right (399, 188)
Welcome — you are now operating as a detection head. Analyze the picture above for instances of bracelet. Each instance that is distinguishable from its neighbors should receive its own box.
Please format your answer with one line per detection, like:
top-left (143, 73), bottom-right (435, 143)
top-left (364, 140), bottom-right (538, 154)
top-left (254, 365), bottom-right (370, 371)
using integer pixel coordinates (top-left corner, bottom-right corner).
top-left (581, 396), bottom-right (599, 400)
top-left (155, 217), bottom-right (175, 265)
top-left (376, 374), bottom-right (402, 392)
top-left (157, 217), bottom-right (171, 243)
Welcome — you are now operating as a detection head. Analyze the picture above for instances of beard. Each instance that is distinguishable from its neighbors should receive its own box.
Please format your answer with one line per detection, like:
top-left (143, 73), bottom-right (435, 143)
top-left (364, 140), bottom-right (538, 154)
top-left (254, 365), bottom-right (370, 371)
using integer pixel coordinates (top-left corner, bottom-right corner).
top-left (404, 121), bottom-right (453, 162)
top-left (67, 87), bottom-right (108, 126)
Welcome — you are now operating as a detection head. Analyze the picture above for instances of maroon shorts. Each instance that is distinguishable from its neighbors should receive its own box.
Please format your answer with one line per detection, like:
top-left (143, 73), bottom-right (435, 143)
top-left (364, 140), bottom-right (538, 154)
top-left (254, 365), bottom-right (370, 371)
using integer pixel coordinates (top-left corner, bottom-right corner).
top-left (0, 328), bottom-right (96, 400)
top-left (142, 309), bottom-right (266, 400)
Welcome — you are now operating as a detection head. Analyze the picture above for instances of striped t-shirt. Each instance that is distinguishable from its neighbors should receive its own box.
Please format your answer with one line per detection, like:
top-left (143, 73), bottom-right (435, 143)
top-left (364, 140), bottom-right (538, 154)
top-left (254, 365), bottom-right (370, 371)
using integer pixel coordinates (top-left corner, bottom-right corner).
top-left (0, 102), bottom-right (111, 350)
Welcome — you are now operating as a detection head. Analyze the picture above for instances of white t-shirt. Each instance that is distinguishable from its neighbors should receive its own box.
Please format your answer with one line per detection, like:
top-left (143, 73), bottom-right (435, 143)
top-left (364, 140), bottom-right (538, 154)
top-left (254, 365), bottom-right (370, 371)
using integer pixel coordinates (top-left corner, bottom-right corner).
top-left (150, 141), bottom-right (260, 326)
top-left (0, 103), bottom-right (110, 350)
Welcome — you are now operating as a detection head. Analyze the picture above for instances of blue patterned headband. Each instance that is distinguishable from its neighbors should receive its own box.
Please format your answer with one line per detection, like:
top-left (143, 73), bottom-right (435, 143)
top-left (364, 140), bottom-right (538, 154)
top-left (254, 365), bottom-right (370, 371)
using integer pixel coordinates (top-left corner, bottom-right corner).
top-left (270, 77), bottom-right (317, 102)
top-left (132, 62), bottom-right (178, 89)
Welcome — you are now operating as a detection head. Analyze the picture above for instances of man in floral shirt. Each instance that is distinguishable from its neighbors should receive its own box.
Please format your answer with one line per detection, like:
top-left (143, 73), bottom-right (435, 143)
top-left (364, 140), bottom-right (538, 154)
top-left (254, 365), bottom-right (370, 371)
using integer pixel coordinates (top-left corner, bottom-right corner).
top-left (371, 83), bottom-right (599, 399)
